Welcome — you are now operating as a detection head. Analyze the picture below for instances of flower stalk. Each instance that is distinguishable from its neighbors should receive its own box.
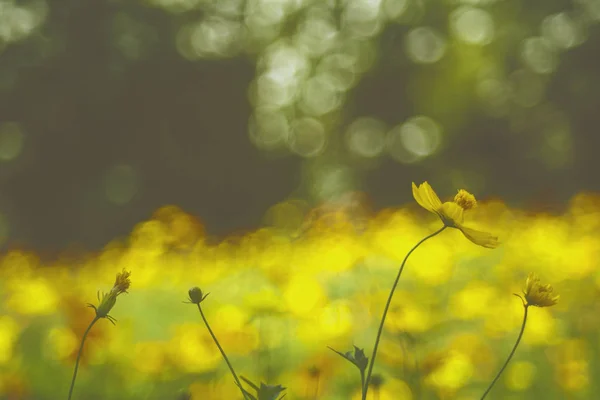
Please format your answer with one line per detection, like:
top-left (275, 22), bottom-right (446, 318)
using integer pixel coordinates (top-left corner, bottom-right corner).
top-left (479, 299), bottom-right (528, 400)
top-left (67, 316), bottom-right (99, 400)
top-left (480, 273), bottom-right (558, 399)
top-left (68, 269), bottom-right (131, 400)
top-left (362, 226), bottom-right (446, 400)
top-left (186, 287), bottom-right (250, 400)
top-left (362, 182), bottom-right (499, 400)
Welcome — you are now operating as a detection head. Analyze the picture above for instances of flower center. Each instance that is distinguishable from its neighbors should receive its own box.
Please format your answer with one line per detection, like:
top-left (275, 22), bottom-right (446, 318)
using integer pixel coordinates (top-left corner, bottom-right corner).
top-left (454, 189), bottom-right (477, 210)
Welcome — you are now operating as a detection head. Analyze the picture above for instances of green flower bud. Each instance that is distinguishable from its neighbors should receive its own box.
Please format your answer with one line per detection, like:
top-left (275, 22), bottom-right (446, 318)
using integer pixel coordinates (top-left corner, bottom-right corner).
top-left (96, 291), bottom-right (117, 318)
top-left (87, 269), bottom-right (131, 325)
top-left (187, 287), bottom-right (208, 304)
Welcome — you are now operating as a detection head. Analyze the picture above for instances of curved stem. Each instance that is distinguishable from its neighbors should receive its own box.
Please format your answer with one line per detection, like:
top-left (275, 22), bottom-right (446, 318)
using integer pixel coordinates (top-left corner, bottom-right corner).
top-left (68, 316), bottom-right (99, 400)
top-left (480, 304), bottom-right (529, 400)
top-left (197, 304), bottom-right (249, 400)
top-left (362, 226), bottom-right (447, 400)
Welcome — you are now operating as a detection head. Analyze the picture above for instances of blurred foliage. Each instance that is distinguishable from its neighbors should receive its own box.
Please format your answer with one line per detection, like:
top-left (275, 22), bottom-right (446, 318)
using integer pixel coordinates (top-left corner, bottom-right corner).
top-left (0, 0), bottom-right (599, 249)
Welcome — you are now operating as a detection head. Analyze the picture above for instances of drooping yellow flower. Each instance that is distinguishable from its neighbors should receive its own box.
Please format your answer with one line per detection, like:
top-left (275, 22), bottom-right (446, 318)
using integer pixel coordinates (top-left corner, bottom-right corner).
top-left (87, 269), bottom-right (131, 324)
top-left (412, 181), bottom-right (499, 248)
top-left (523, 273), bottom-right (559, 307)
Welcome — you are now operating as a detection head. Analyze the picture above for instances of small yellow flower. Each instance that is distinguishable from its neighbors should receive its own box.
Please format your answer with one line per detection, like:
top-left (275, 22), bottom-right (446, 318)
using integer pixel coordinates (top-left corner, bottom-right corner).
top-left (523, 273), bottom-right (559, 307)
top-left (412, 181), bottom-right (499, 248)
top-left (87, 269), bottom-right (131, 324)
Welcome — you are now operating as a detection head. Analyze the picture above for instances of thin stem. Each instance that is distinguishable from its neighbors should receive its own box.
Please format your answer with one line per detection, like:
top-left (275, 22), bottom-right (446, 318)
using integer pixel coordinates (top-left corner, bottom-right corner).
top-left (362, 226), bottom-right (447, 400)
top-left (480, 304), bottom-right (529, 400)
top-left (68, 316), bottom-right (99, 400)
top-left (360, 369), bottom-right (365, 398)
top-left (197, 304), bottom-right (250, 400)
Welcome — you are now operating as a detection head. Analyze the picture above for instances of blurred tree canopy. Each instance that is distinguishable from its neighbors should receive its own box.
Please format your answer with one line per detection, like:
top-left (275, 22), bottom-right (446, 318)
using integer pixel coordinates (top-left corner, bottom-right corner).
top-left (0, 0), bottom-right (599, 251)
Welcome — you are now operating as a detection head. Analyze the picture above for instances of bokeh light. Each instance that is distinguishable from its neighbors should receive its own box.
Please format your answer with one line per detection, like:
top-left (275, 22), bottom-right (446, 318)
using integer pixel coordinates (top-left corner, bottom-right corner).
top-left (189, 17), bottom-right (243, 58)
top-left (294, 10), bottom-right (338, 57)
top-left (0, 122), bottom-right (25, 162)
top-left (541, 12), bottom-right (583, 50)
top-left (386, 115), bottom-right (442, 163)
top-left (345, 117), bottom-right (387, 158)
top-left (104, 164), bottom-right (139, 205)
top-left (342, 0), bottom-right (385, 39)
top-left (299, 74), bottom-right (343, 116)
top-left (309, 164), bottom-right (355, 201)
top-left (382, 0), bottom-right (409, 20)
top-left (405, 27), bottom-right (447, 64)
top-left (248, 108), bottom-right (290, 150)
top-left (287, 117), bottom-right (327, 157)
top-left (316, 53), bottom-right (358, 91)
top-left (521, 37), bottom-right (558, 74)
top-left (0, 0), bottom-right (47, 44)
top-left (450, 6), bottom-right (495, 45)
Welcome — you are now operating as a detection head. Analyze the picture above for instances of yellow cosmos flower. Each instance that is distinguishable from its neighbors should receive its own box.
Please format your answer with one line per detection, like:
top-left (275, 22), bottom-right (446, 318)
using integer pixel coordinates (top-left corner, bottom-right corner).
top-left (87, 269), bottom-right (131, 324)
top-left (523, 273), bottom-right (559, 307)
top-left (412, 181), bottom-right (499, 248)
top-left (70, 269), bottom-right (132, 400)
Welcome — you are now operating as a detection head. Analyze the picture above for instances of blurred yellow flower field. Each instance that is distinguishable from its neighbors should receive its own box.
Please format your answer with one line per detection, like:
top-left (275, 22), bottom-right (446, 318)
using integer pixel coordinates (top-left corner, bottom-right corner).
top-left (1, 191), bottom-right (599, 399)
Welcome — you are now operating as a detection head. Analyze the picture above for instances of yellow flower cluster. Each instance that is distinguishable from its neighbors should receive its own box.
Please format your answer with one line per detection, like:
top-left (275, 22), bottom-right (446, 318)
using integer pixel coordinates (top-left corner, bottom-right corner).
top-left (0, 182), bottom-right (591, 400)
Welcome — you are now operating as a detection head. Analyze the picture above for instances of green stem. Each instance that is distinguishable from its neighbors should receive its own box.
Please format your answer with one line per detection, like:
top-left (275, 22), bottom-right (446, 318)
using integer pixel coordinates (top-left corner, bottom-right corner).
top-left (360, 369), bottom-right (365, 398)
top-left (362, 226), bottom-right (447, 400)
top-left (480, 304), bottom-right (529, 400)
top-left (68, 316), bottom-right (99, 400)
top-left (197, 304), bottom-right (249, 400)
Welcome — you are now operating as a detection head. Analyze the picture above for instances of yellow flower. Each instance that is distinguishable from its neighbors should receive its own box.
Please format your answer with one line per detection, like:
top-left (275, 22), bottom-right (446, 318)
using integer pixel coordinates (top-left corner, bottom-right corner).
top-left (523, 273), bottom-right (559, 307)
top-left (87, 269), bottom-right (131, 324)
top-left (412, 181), bottom-right (499, 248)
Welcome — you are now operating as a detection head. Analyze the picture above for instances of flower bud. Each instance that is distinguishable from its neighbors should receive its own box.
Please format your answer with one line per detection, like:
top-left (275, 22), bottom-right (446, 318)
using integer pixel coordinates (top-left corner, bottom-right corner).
top-left (87, 269), bottom-right (131, 325)
top-left (95, 291), bottom-right (117, 318)
top-left (188, 287), bottom-right (204, 304)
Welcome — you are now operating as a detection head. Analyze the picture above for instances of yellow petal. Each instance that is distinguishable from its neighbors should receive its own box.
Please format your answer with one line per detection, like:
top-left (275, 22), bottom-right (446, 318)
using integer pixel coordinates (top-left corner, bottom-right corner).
top-left (421, 182), bottom-right (443, 210)
top-left (412, 182), bottom-right (433, 212)
top-left (458, 225), bottom-right (499, 249)
top-left (412, 182), bottom-right (442, 213)
top-left (439, 202), bottom-right (464, 226)
top-left (525, 273), bottom-right (536, 295)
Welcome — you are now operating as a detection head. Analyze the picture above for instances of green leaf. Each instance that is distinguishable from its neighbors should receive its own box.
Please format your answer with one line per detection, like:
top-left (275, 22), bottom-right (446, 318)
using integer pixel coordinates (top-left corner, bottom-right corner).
top-left (257, 383), bottom-right (286, 400)
top-left (327, 345), bottom-right (369, 372)
top-left (239, 376), bottom-right (286, 400)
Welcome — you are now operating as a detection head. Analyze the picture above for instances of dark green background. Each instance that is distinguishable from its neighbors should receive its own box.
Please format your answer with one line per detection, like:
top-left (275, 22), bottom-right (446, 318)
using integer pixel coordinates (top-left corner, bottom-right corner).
top-left (0, 0), bottom-right (599, 252)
